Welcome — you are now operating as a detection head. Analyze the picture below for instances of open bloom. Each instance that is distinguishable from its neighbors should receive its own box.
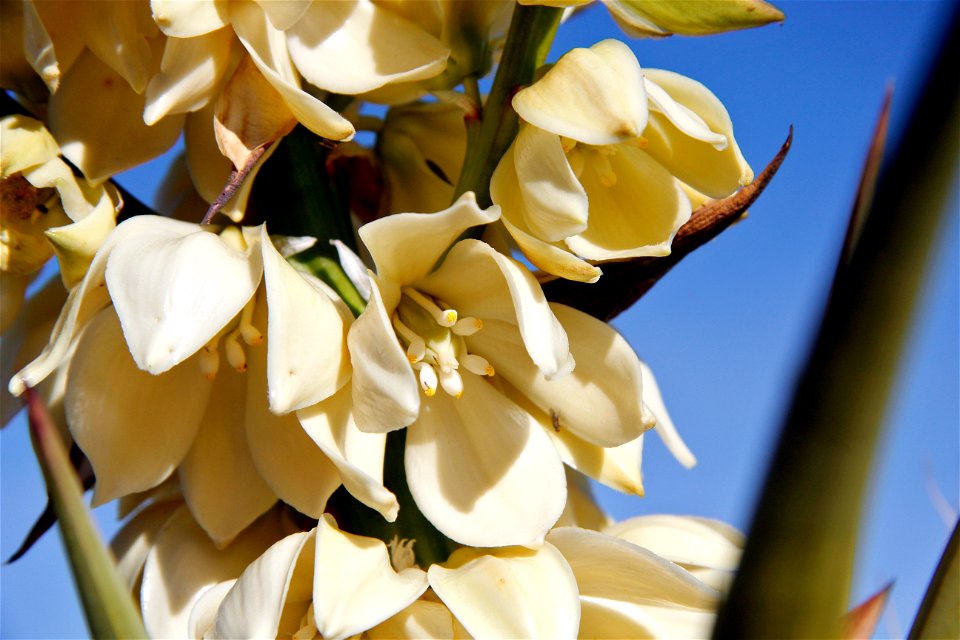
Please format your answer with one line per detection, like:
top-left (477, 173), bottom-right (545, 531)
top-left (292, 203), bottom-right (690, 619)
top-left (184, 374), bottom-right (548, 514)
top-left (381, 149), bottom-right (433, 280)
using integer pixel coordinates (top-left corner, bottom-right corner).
top-left (10, 216), bottom-right (394, 545)
top-left (346, 193), bottom-right (660, 547)
top-left (491, 39), bottom-right (753, 282)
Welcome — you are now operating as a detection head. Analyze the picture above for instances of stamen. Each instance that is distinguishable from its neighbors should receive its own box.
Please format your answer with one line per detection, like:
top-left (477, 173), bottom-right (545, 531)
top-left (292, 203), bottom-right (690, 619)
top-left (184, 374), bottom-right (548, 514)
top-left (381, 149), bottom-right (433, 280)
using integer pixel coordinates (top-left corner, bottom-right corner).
top-left (224, 330), bottom-right (247, 372)
top-left (416, 362), bottom-right (438, 396)
top-left (293, 604), bottom-right (318, 640)
top-left (462, 354), bottom-right (495, 377)
top-left (218, 226), bottom-right (248, 251)
top-left (439, 368), bottom-right (464, 398)
top-left (387, 536), bottom-right (417, 572)
top-left (452, 317), bottom-right (483, 336)
top-left (403, 287), bottom-right (457, 327)
top-left (198, 345), bottom-right (219, 381)
top-left (392, 313), bottom-right (426, 363)
top-left (237, 299), bottom-right (262, 345)
top-left (560, 136), bottom-right (577, 153)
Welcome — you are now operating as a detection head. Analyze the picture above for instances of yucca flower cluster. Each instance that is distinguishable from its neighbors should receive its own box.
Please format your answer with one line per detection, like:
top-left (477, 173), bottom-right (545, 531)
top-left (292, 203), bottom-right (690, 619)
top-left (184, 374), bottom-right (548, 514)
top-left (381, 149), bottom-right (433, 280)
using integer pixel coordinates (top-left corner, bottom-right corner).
top-left (0, 0), bottom-right (788, 637)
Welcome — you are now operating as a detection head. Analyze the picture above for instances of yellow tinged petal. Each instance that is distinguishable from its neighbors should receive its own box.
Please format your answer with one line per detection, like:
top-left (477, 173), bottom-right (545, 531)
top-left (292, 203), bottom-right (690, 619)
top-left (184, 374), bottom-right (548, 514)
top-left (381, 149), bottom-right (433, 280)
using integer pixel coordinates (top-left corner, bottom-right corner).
top-left (428, 544), bottom-right (580, 639)
top-left (151, 0), bottom-right (229, 37)
top-left (49, 50), bottom-right (185, 183)
top-left (261, 226), bottom-right (350, 412)
top-left (109, 499), bottom-right (182, 594)
top-left (141, 506), bottom-right (285, 639)
top-left (45, 188), bottom-right (118, 288)
top-left (231, 0), bottom-right (355, 141)
top-left (348, 276), bottom-right (420, 433)
top-left (179, 366), bottom-right (278, 548)
top-left (405, 375), bottom-right (566, 547)
top-left (297, 384), bottom-right (399, 521)
top-left (104, 216), bottom-right (263, 374)
top-left (255, 0), bottom-right (312, 30)
top-left (67, 308), bottom-right (213, 505)
top-left (367, 600), bottom-right (462, 640)
top-left (313, 514), bottom-right (429, 640)
top-left (501, 216), bottom-right (601, 283)
top-left (286, 0), bottom-right (449, 95)
top-left (144, 27), bottom-right (234, 125)
top-left (566, 144), bottom-right (691, 260)
top-left (642, 68), bottom-right (754, 197)
top-left (359, 192), bottom-right (499, 286)
top-left (245, 298), bottom-right (342, 518)
top-left (74, 0), bottom-right (157, 93)
top-left (209, 530), bottom-right (314, 639)
top-left (638, 359), bottom-right (697, 468)
top-left (513, 39), bottom-right (647, 145)
top-left (0, 115), bottom-right (60, 177)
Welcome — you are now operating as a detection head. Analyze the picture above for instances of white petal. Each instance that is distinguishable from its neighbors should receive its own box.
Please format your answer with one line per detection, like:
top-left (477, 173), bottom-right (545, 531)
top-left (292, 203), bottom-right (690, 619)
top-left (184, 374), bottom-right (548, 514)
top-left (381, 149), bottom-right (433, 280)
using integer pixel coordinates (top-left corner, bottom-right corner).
top-left (509, 125), bottom-right (589, 242)
top-left (66, 308), bottom-right (212, 505)
top-left (245, 298), bottom-right (342, 518)
top-left (76, 0), bottom-right (156, 93)
top-left (0, 114), bottom-right (60, 176)
top-left (286, 0), bottom-right (449, 95)
top-left (348, 276), bottom-right (420, 433)
top-left (231, 1), bottom-right (355, 141)
top-left (405, 375), bottom-right (566, 547)
top-left (513, 39), bottom-right (647, 145)
top-left (255, 0), bottom-right (312, 30)
top-left (330, 239), bottom-right (372, 301)
top-left (604, 515), bottom-right (743, 591)
top-left (551, 428), bottom-right (645, 496)
top-left (179, 366), bottom-right (277, 547)
top-left (109, 500), bottom-right (182, 593)
top-left (105, 216), bottom-right (262, 375)
top-left (644, 78), bottom-right (727, 148)
top-left (313, 514), bottom-right (429, 640)
top-left (45, 187), bottom-right (118, 288)
top-left (151, 0), bottom-right (229, 37)
top-left (638, 360), bottom-right (697, 468)
top-left (367, 600), bottom-right (460, 640)
top-left (358, 192), bottom-right (499, 287)
top-left (419, 240), bottom-right (574, 380)
top-left (641, 68), bottom-right (754, 197)
top-left (22, 0), bottom-right (84, 93)
top-left (262, 226), bottom-right (351, 412)
top-left (187, 580), bottom-right (235, 639)
top-left (547, 527), bottom-right (719, 608)
top-left (144, 27), bottom-right (233, 125)
top-left (565, 144), bottom-right (691, 261)
top-left (209, 530), bottom-right (314, 639)
top-left (8, 213), bottom-right (134, 396)
top-left (428, 544), bottom-right (580, 639)
top-left (49, 50), bottom-right (185, 183)
top-left (141, 506), bottom-right (285, 640)
top-left (500, 215), bottom-right (601, 283)
top-left (297, 384), bottom-right (398, 521)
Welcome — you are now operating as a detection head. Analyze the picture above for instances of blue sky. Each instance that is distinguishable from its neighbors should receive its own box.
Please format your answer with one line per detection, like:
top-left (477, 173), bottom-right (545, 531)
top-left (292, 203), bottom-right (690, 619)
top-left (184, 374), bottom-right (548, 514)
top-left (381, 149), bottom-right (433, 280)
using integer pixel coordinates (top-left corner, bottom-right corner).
top-left (2, 2), bottom-right (957, 637)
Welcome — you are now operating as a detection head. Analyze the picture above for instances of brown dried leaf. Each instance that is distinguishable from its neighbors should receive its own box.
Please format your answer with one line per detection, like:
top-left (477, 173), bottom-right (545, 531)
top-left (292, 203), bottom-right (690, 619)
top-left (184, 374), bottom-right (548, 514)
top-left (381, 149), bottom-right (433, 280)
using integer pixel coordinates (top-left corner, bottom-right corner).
top-left (844, 582), bottom-right (894, 639)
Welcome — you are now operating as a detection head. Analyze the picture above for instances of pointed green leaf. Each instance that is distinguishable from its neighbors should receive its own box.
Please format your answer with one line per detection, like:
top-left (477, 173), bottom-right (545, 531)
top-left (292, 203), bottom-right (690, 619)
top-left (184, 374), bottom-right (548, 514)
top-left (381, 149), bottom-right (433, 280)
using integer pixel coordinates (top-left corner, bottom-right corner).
top-left (909, 520), bottom-right (959, 640)
top-left (713, 8), bottom-right (959, 639)
top-left (608, 0), bottom-right (784, 38)
top-left (25, 388), bottom-right (148, 639)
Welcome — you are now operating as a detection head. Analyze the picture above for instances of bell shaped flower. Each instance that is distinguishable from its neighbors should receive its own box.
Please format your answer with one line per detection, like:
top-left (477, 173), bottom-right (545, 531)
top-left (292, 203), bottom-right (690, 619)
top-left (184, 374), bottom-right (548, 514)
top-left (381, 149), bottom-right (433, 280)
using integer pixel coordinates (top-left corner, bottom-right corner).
top-left (1, 115), bottom-right (118, 329)
top-left (491, 39), bottom-right (753, 282)
top-left (9, 216), bottom-right (394, 546)
top-left (347, 193), bottom-right (655, 547)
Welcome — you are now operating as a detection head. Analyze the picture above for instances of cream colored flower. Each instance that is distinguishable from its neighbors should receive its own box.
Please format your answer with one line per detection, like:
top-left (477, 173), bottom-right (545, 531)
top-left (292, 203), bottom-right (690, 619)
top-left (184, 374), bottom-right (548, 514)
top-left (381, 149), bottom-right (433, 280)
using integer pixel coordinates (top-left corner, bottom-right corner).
top-left (346, 192), bottom-right (658, 547)
top-left (491, 39), bottom-right (753, 282)
top-left (9, 216), bottom-right (395, 545)
top-left (1, 114), bottom-right (118, 329)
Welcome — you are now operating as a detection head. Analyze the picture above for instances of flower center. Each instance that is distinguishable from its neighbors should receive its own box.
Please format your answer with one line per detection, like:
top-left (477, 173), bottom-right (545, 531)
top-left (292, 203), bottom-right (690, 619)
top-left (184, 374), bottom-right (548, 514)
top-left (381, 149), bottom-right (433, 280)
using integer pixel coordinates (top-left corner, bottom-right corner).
top-left (196, 226), bottom-right (263, 380)
top-left (562, 137), bottom-right (648, 187)
top-left (197, 297), bottom-right (263, 380)
top-left (391, 287), bottom-right (494, 399)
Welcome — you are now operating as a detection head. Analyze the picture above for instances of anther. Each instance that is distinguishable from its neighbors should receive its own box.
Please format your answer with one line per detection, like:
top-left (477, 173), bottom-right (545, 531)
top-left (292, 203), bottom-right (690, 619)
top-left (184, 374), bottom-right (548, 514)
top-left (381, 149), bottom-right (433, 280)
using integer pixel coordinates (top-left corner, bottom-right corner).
top-left (237, 299), bottom-right (262, 345)
top-left (560, 136), bottom-right (577, 153)
top-left (224, 334), bottom-right (247, 372)
top-left (439, 368), bottom-right (464, 398)
top-left (199, 347), bottom-right (219, 380)
top-left (462, 354), bottom-right (495, 377)
top-left (452, 317), bottom-right (483, 336)
top-left (403, 288), bottom-right (457, 327)
top-left (416, 362), bottom-right (438, 397)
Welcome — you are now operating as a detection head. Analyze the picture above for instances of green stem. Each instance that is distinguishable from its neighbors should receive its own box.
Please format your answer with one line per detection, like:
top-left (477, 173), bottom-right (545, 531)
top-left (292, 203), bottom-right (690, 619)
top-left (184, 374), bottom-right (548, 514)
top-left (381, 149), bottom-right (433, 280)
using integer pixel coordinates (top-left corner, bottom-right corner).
top-left (452, 4), bottom-right (562, 208)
